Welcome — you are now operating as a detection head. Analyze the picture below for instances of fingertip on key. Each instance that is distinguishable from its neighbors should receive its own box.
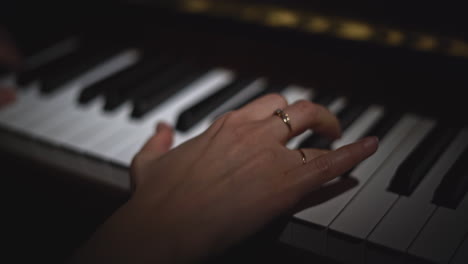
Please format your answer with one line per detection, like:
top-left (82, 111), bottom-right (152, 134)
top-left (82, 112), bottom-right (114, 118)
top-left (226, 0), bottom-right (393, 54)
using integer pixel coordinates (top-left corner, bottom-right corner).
top-left (362, 136), bottom-right (379, 152)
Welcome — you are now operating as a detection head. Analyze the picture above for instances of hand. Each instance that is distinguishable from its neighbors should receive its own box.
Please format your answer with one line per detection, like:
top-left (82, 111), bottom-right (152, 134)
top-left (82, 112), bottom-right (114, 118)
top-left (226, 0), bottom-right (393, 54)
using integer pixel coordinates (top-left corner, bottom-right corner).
top-left (71, 94), bottom-right (379, 264)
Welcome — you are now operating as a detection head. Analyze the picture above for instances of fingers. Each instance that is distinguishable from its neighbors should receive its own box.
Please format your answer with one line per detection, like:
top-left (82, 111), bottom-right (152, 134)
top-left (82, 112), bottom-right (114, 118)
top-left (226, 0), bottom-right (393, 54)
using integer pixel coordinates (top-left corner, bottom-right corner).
top-left (139, 122), bottom-right (174, 158)
top-left (288, 136), bottom-right (379, 196)
top-left (265, 100), bottom-right (341, 143)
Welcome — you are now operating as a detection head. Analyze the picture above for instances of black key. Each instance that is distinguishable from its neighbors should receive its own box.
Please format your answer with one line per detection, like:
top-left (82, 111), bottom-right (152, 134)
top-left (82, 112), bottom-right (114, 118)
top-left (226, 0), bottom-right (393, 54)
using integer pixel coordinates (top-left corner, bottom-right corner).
top-left (207, 82), bottom-right (284, 122)
top-left (388, 125), bottom-right (460, 196)
top-left (17, 60), bottom-right (55, 86)
top-left (176, 78), bottom-right (256, 132)
top-left (17, 68), bottom-right (41, 86)
top-left (18, 43), bottom-right (89, 87)
top-left (299, 103), bottom-right (368, 149)
top-left (338, 103), bottom-right (369, 129)
top-left (78, 55), bottom-right (166, 104)
top-left (131, 67), bottom-right (209, 118)
top-left (312, 92), bottom-right (336, 107)
top-left (103, 62), bottom-right (189, 111)
top-left (432, 147), bottom-right (468, 209)
top-left (216, 82), bottom-right (287, 117)
top-left (299, 133), bottom-right (334, 150)
top-left (363, 110), bottom-right (403, 140)
top-left (16, 37), bottom-right (80, 86)
top-left (39, 45), bottom-right (124, 94)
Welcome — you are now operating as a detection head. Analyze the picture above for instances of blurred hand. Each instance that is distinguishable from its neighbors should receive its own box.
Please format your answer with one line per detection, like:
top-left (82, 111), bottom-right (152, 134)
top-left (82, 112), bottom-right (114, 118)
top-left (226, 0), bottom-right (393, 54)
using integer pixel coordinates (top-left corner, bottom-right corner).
top-left (71, 94), bottom-right (379, 264)
top-left (0, 87), bottom-right (15, 107)
top-left (0, 26), bottom-right (21, 108)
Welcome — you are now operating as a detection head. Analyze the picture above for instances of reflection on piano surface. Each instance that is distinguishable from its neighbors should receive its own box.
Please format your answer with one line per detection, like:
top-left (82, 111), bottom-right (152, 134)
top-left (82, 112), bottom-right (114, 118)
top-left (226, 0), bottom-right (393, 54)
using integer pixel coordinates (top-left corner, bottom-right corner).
top-left (1, 1), bottom-right (468, 263)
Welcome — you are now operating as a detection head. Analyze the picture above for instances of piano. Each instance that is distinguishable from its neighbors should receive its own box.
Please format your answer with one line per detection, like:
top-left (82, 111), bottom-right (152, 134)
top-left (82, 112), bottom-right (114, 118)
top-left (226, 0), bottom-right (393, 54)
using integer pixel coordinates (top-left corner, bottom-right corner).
top-left (2, 0), bottom-right (468, 263)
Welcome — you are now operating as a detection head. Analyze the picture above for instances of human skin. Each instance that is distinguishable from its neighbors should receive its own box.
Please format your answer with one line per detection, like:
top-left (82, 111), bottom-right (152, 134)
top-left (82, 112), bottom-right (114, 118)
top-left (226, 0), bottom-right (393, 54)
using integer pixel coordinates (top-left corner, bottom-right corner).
top-left (70, 94), bottom-right (379, 264)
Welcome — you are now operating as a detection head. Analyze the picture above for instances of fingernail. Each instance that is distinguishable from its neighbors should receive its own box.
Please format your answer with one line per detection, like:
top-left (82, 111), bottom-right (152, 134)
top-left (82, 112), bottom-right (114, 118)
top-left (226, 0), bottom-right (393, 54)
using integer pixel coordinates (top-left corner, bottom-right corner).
top-left (156, 123), bottom-right (165, 133)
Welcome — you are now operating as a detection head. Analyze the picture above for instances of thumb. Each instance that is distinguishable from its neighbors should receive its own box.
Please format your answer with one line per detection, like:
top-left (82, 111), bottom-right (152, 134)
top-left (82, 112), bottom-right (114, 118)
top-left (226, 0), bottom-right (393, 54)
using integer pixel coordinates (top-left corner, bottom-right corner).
top-left (131, 122), bottom-right (174, 192)
top-left (139, 122), bottom-right (174, 158)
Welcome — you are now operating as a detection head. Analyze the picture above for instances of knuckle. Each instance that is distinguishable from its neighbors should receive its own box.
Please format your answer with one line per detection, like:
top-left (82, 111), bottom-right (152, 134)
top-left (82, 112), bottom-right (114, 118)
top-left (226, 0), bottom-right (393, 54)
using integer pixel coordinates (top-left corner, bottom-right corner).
top-left (311, 155), bottom-right (334, 178)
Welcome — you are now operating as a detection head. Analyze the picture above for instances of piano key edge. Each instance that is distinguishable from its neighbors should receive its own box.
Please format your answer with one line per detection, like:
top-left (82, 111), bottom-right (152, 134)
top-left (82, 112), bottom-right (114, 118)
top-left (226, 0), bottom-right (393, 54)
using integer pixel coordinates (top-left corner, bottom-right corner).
top-left (0, 127), bottom-right (131, 195)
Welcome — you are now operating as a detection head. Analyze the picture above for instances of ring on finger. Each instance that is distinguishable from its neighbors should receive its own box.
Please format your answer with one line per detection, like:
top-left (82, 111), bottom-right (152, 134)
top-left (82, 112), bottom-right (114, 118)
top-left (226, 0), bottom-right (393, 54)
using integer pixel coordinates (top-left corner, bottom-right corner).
top-left (298, 149), bottom-right (307, 165)
top-left (274, 108), bottom-right (292, 132)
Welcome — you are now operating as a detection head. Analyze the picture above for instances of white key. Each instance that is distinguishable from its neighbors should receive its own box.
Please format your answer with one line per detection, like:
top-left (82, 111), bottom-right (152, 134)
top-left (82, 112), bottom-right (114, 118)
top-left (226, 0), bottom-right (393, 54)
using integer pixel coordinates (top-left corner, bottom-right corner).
top-left (33, 101), bottom-right (95, 137)
top-left (37, 98), bottom-right (106, 145)
top-left (11, 85), bottom-right (82, 132)
top-left (0, 84), bottom-right (80, 133)
top-left (367, 129), bottom-right (468, 257)
top-left (327, 97), bottom-right (347, 115)
top-left (331, 105), bottom-right (384, 149)
top-left (287, 130), bottom-right (313, 150)
top-left (62, 103), bottom-right (133, 153)
top-left (409, 158), bottom-right (468, 263)
top-left (282, 85), bottom-right (314, 105)
top-left (326, 118), bottom-right (435, 264)
top-left (0, 85), bottom-right (39, 125)
top-left (290, 113), bottom-right (416, 254)
top-left (86, 122), bottom-right (141, 160)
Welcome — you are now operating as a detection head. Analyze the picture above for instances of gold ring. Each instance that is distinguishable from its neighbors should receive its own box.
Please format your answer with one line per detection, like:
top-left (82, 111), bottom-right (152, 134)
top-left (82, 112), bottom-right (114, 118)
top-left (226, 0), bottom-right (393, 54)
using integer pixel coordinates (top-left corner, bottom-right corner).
top-left (274, 108), bottom-right (292, 131)
top-left (298, 149), bottom-right (307, 164)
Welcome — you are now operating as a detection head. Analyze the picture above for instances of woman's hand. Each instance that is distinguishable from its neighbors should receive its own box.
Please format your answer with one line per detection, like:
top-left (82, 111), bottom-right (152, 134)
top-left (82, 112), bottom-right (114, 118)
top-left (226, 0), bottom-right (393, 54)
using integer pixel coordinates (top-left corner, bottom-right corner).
top-left (71, 94), bottom-right (379, 264)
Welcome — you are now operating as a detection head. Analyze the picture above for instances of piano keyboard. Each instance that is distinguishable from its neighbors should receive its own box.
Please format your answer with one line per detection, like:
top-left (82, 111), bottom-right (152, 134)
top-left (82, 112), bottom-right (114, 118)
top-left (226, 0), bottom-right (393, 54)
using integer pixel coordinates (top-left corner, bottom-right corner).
top-left (1, 37), bottom-right (468, 264)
